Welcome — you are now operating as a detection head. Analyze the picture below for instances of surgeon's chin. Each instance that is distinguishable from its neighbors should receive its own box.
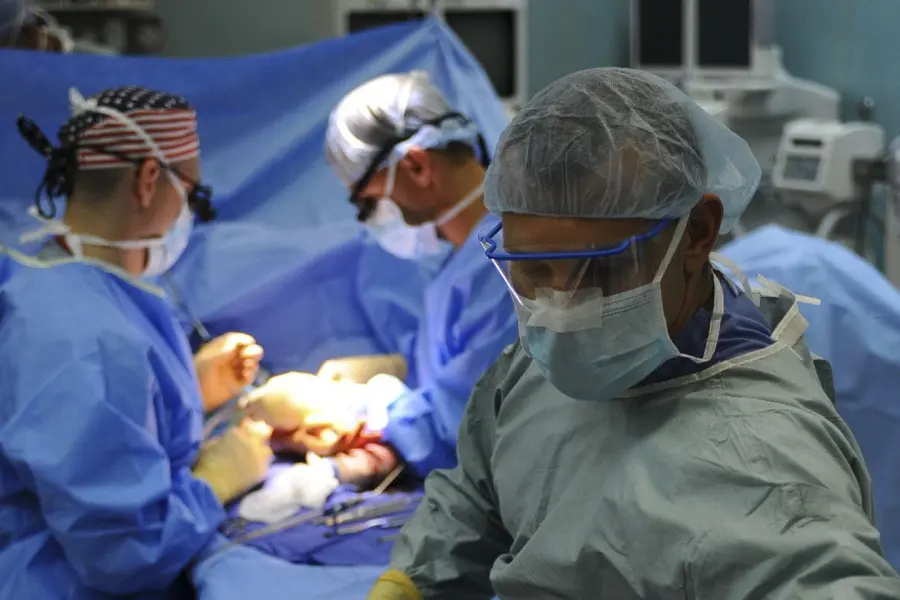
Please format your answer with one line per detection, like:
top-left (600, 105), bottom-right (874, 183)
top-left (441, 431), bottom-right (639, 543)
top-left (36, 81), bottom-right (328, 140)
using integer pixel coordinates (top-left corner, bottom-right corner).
top-left (398, 207), bottom-right (435, 226)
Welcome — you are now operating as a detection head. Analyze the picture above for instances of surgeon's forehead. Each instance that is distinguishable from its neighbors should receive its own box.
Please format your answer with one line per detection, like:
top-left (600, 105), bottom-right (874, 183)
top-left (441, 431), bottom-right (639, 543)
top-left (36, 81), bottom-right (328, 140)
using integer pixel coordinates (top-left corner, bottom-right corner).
top-left (500, 213), bottom-right (661, 252)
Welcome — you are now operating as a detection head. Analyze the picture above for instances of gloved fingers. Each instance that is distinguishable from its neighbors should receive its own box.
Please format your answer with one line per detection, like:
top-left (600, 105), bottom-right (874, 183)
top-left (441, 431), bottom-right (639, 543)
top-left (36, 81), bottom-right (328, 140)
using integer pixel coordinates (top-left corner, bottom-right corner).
top-left (293, 427), bottom-right (345, 457)
top-left (340, 421), bottom-right (369, 451)
top-left (235, 344), bottom-right (263, 384)
top-left (298, 418), bottom-right (367, 452)
top-left (217, 331), bottom-right (258, 352)
top-left (241, 418), bottom-right (273, 441)
top-left (332, 450), bottom-right (376, 487)
top-left (234, 422), bottom-right (275, 468)
top-left (193, 423), bottom-right (273, 504)
top-left (364, 443), bottom-right (400, 476)
top-left (367, 570), bottom-right (422, 600)
top-left (237, 343), bottom-right (264, 366)
top-left (333, 444), bottom-right (399, 487)
top-left (238, 343), bottom-right (264, 361)
top-left (242, 361), bottom-right (259, 383)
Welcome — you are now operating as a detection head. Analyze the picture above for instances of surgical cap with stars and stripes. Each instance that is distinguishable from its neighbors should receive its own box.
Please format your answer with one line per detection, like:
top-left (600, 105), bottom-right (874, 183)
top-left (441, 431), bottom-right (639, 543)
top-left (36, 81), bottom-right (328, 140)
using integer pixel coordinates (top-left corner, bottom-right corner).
top-left (58, 86), bottom-right (200, 170)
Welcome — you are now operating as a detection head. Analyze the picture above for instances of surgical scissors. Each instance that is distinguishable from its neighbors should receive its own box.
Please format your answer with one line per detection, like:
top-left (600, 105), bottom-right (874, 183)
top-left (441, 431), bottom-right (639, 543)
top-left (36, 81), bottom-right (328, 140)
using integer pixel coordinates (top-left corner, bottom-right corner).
top-left (324, 495), bottom-right (418, 527)
top-left (215, 465), bottom-right (408, 553)
top-left (326, 514), bottom-right (411, 537)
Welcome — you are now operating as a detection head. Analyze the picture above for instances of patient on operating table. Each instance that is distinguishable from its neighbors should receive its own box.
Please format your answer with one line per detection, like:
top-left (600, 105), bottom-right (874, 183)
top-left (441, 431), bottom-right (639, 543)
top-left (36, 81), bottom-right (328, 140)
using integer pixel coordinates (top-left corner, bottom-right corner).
top-left (246, 370), bottom-right (404, 488)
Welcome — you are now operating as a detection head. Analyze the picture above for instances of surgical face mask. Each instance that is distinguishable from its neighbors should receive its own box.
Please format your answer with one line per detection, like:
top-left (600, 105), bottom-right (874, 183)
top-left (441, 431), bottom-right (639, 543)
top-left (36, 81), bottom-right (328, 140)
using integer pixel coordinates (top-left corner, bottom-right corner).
top-left (365, 161), bottom-right (482, 261)
top-left (518, 216), bottom-right (724, 401)
top-left (142, 190), bottom-right (193, 277)
top-left (23, 176), bottom-right (194, 278)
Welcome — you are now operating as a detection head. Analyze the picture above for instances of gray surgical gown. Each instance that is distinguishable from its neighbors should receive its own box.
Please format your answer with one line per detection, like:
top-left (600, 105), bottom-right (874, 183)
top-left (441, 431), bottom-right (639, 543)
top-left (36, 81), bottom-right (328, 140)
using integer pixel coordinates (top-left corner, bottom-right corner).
top-left (388, 288), bottom-right (900, 599)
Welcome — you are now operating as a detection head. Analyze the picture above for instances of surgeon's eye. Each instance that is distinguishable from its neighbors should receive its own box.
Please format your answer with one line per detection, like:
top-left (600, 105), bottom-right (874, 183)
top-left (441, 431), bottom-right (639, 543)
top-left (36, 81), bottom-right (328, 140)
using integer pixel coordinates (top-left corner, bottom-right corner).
top-left (511, 261), bottom-right (550, 282)
top-left (580, 254), bottom-right (644, 294)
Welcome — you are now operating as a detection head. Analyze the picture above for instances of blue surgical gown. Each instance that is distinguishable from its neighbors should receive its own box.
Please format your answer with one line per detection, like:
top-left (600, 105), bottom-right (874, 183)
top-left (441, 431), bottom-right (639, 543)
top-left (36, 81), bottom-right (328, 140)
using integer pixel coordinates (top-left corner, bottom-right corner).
top-left (0, 252), bottom-right (225, 599)
top-left (382, 214), bottom-right (518, 477)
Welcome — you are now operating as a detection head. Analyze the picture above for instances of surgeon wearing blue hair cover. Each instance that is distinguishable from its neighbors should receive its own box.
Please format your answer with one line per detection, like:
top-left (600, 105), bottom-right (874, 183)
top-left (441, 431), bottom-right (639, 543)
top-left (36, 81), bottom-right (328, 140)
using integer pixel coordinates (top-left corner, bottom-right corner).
top-left (0, 86), bottom-right (278, 600)
top-left (252, 72), bottom-right (518, 487)
top-left (366, 68), bottom-right (900, 599)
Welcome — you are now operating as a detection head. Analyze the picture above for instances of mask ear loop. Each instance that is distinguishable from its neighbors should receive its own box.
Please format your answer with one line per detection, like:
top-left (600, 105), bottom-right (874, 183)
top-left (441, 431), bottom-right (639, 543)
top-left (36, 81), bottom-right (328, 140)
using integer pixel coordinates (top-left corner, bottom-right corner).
top-left (433, 181), bottom-right (484, 227)
top-left (382, 161), bottom-right (398, 203)
top-left (651, 216), bottom-right (690, 283)
top-left (657, 216), bottom-right (723, 363)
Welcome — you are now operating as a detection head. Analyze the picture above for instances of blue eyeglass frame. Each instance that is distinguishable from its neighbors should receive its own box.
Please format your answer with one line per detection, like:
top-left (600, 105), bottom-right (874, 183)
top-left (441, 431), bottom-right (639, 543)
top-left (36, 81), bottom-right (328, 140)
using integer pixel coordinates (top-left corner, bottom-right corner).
top-left (478, 218), bottom-right (674, 261)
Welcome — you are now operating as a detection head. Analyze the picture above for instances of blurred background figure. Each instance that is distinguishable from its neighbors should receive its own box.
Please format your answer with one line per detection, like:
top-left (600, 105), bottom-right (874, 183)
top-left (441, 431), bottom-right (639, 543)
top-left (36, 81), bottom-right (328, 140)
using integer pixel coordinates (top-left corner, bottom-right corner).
top-left (0, 0), bottom-right (165, 55)
top-left (0, 0), bottom-right (75, 51)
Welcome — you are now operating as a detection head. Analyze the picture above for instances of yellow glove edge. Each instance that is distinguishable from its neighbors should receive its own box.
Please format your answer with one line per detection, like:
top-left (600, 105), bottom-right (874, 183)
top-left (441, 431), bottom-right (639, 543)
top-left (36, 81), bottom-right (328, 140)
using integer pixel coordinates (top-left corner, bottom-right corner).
top-left (368, 569), bottom-right (422, 600)
top-left (192, 465), bottom-right (236, 505)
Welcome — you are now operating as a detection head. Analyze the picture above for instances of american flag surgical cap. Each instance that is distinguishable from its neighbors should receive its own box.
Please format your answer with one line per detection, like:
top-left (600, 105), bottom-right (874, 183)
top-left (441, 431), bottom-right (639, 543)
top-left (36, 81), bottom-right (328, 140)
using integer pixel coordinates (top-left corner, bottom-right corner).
top-left (57, 86), bottom-right (199, 170)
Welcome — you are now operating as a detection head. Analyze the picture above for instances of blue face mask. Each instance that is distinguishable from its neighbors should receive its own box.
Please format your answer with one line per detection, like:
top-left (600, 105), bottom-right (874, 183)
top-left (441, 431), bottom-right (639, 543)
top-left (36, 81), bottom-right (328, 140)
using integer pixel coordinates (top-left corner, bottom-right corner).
top-left (518, 217), bottom-right (725, 401)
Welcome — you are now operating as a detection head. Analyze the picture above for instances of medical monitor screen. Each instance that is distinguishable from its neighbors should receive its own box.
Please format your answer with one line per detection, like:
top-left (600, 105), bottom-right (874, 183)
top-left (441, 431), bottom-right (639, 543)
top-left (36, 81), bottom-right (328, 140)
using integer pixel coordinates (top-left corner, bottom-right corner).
top-left (346, 9), bottom-right (517, 99)
top-left (346, 10), bottom-right (427, 33)
top-left (697, 0), bottom-right (753, 68)
top-left (444, 11), bottom-right (516, 98)
top-left (782, 156), bottom-right (821, 182)
top-left (636, 0), bottom-right (684, 68)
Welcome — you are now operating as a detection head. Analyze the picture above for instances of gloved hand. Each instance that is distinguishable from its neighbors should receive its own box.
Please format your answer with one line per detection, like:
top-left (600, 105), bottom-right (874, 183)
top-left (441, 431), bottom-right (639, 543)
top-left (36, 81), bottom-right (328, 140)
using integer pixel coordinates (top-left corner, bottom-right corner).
top-left (332, 443), bottom-right (400, 489)
top-left (193, 420), bottom-right (273, 504)
top-left (367, 570), bottom-right (421, 600)
top-left (269, 421), bottom-right (381, 458)
top-left (243, 371), bottom-right (363, 434)
top-left (194, 332), bottom-right (264, 413)
top-left (317, 353), bottom-right (408, 384)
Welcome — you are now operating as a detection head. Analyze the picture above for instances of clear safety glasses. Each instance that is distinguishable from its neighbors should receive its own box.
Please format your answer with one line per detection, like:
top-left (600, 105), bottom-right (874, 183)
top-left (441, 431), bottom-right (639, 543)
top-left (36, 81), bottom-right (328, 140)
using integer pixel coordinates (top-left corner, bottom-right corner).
top-left (479, 219), bottom-right (674, 305)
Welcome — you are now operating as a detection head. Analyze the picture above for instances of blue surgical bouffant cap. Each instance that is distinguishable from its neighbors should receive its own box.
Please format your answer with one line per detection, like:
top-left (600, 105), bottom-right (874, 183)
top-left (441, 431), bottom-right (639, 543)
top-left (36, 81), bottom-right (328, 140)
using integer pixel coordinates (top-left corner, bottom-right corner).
top-left (484, 67), bottom-right (761, 233)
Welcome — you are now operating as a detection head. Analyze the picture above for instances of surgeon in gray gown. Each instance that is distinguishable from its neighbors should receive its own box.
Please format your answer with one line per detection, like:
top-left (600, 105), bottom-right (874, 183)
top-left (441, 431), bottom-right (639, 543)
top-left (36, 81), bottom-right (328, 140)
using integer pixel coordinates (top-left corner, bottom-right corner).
top-left (365, 67), bottom-right (900, 599)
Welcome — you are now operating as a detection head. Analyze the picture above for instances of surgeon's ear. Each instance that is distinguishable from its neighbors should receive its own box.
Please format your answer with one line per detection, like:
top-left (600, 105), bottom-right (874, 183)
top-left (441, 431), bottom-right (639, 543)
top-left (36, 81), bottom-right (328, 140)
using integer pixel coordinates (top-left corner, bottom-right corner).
top-left (399, 147), bottom-right (433, 189)
top-left (133, 158), bottom-right (163, 210)
top-left (683, 194), bottom-right (723, 275)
